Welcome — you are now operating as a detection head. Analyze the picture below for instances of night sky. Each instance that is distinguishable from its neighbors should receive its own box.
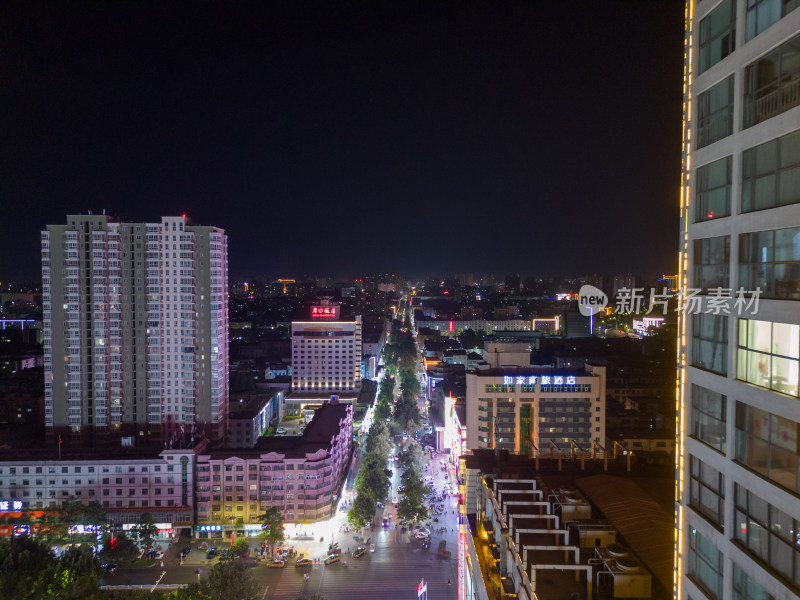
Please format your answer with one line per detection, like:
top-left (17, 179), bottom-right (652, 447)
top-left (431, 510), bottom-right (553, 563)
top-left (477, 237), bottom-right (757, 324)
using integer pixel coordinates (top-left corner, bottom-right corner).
top-left (1, 1), bottom-right (684, 282)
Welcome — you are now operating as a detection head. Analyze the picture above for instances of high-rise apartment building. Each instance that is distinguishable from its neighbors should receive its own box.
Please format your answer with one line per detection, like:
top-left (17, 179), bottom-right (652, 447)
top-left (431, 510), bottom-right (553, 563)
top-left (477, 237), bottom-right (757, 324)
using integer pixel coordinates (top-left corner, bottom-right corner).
top-left (676, 3), bottom-right (800, 599)
top-left (41, 214), bottom-right (228, 448)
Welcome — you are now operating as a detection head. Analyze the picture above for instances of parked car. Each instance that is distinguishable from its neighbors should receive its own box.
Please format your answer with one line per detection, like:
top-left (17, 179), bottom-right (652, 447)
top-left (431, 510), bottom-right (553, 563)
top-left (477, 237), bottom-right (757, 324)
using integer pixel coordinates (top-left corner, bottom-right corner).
top-left (206, 548), bottom-right (218, 559)
top-left (276, 427), bottom-right (288, 435)
top-left (181, 547), bottom-right (191, 557)
top-left (101, 563), bottom-right (117, 574)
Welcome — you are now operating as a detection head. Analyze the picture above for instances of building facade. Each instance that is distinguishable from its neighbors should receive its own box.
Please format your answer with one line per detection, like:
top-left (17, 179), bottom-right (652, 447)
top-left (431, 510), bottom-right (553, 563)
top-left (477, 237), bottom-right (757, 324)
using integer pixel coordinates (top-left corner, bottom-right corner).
top-left (194, 402), bottom-right (352, 533)
top-left (0, 447), bottom-right (199, 535)
top-left (676, 3), bottom-right (800, 599)
top-left (291, 318), bottom-right (362, 393)
top-left (41, 214), bottom-right (229, 447)
top-left (465, 365), bottom-right (606, 454)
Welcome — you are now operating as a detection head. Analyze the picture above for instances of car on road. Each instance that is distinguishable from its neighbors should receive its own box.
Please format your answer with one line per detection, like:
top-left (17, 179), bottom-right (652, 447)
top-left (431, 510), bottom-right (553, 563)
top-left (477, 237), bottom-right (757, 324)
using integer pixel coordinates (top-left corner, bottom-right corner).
top-left (391, 497), bottom-right (398, 504)
top-left (180, 547), bottom-right (191, 558)
top-left (268, 559), bottom-right (286, 568)
top-left (276, 427), bottom-right (288, 435)
top-left (295, 557), bottom-right (313, 567)
top-left (324, 554), bottom-right (341, 565)
top-left (206, 548), bottom-right (218, 559)
top-left (398, 485), bottom-right (405, 492)
top-left (353, 547), bottom-right (367, 558)
top-left (149, 550), bottom-right (164, 560)
top-left (382, 518), bottom-right (389, 527)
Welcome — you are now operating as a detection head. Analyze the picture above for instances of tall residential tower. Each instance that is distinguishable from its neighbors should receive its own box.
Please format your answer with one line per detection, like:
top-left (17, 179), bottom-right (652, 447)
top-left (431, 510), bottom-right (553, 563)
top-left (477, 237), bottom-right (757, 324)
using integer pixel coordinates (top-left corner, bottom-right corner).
top-left (42, 214), bottom-right (229, 448)
top-left (676, 3), bottom-right (800, 599)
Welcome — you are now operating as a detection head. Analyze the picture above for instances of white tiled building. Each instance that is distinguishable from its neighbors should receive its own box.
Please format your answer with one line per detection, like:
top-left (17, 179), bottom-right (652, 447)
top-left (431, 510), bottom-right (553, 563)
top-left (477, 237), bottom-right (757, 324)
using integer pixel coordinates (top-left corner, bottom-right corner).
top-left (676, 2), bottom-right (800, 599)
top-left (291, 318), bottom-right (362, 393)
top-left (41, 214), bottom-right (229, 447)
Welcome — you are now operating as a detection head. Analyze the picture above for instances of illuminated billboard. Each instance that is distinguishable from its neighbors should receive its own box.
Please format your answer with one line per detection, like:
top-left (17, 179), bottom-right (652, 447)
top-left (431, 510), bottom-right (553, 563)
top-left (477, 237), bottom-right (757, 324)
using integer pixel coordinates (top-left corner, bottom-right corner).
top-left (311, 306), bottom-right (339, 320)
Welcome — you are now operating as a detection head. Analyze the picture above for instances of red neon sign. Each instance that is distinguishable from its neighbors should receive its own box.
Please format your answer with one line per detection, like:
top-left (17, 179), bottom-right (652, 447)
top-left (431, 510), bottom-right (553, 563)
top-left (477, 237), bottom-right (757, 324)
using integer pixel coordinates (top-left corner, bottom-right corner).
top-left (311, 306), bottom-right (339, 319)
top-left (448, 320), bottom-right (454, 332)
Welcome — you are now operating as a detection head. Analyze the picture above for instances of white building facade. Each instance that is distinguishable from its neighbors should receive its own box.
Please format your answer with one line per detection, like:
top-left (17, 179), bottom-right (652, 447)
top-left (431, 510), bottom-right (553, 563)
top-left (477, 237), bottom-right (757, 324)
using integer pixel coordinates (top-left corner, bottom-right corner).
top-left (42, 214), bottom-right (229, 447)
top-left (291, 318), bottom-right (362, 394)
top-left (676, 3), bottom-right (800, 599)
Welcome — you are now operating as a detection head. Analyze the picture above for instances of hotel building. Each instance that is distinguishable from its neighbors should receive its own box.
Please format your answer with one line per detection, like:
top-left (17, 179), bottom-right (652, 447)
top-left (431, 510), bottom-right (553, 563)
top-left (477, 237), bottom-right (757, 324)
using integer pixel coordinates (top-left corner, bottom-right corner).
top-left (676, 2), bottom-right (800, 599)
top-left (41, 214), bottom-right (229, 447)
top-left (291, 315), bottom-right (362, 394)
top-left (465, 365), bottom-right (606, 454)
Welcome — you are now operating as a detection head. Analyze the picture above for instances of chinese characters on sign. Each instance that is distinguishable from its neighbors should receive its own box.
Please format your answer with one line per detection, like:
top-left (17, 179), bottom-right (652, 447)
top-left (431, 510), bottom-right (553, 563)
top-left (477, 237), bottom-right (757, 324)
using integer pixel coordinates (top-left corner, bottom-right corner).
top-left (310, 306), bottom-right (339, 319)
top-left (502, 375), bottom-right (577, 386)
top-left (0, 500), bottom-right (23, 511)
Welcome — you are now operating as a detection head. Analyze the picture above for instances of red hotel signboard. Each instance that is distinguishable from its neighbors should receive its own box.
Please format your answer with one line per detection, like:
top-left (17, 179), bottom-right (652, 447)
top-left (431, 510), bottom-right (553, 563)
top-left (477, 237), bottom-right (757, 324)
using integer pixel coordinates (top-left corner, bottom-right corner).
top-left (311, 306), bottom-right (338, 320)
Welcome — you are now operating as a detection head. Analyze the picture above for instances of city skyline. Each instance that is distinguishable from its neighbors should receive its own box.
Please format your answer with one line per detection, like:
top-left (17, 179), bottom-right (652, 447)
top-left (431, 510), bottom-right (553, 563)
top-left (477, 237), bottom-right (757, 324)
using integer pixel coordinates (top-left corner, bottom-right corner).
top-left (2, 2), bottom-right (684, 282)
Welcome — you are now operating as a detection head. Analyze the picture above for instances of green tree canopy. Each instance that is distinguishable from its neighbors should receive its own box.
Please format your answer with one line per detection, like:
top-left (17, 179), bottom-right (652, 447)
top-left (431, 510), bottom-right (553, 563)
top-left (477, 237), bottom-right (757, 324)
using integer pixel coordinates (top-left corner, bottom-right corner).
top-left (131, 512), bottom-right (158, 555)
top-left (397, 468), bottom-right (430, 526)
top-left (229, 537), bottom-right (250, 558)
top-left (256, 506), bottom-right (285, 555)
top-left (398, 439), bottom-right (426, 473)
top-left (99, 531), bottom-right (140, 566)
top-left (203, 559), bottom-right (259, 600)
top-left (347, 493), bottom-right (376, 530)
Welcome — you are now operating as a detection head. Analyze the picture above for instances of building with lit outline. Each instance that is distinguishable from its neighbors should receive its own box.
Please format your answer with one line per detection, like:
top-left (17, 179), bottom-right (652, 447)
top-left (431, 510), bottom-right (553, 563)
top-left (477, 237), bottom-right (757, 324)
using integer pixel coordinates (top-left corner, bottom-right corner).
top-left (676, 3), bottom-right (800, 599)
top-left (291, 314), bottom-right (362, 394)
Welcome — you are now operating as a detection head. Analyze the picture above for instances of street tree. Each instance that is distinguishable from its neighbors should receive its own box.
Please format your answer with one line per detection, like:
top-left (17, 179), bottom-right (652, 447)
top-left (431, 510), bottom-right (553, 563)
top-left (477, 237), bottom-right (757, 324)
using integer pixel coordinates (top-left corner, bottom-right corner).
top-left (131, 512), bottom-right (158, 556)
top-left (203, 559), bottom-right (259, 600)
top-left (229, 537), bottom-right (250, 557)
top-left (347, 493), bottom-right (376, 530)
top-left (364, 420), bottom-right (390, 457)
top-left (256, 506), bottom-right (285, 556)
top-left (398, 439), bottom-right (426, 472)
top-left (98, 531), bottom-right (140, 565)
top-left (397, 468), bottom-right (429, 526)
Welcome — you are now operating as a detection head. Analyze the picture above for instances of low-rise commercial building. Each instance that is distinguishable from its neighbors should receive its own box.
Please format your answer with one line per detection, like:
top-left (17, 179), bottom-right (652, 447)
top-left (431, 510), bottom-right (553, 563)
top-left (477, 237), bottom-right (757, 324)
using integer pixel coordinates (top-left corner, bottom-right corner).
top-left (194, 401), bottom-right (352, 537)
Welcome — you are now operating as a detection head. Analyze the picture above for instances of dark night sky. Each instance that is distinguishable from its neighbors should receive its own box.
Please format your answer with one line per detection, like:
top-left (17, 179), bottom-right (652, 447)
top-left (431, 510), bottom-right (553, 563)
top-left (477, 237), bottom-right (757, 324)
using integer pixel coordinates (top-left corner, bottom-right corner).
top-left (1, 1), bottom-right (684, 282)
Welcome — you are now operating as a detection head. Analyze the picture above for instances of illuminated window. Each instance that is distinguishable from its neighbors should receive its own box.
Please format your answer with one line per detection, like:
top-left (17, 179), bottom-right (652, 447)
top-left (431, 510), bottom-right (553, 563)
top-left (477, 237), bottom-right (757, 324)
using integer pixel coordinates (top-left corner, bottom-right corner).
top-left (741, 130), bottom-right (800, 212)
top-left (735, 402), bottom-right (799, 493)
top-left (693, 236), bottom-right (730, 291)
top-left (695, 156), bottom-right (732, 222)
top-left (692, 313), bottom-right (728, 375)
top-left (697, 75), bottom-right (734, 148)
top-left (739, 226), bottom-right (800, 299)
top-left (736, 319), bottom-right (799, 396)
top-left (699, 0), bottom-right (735, 73)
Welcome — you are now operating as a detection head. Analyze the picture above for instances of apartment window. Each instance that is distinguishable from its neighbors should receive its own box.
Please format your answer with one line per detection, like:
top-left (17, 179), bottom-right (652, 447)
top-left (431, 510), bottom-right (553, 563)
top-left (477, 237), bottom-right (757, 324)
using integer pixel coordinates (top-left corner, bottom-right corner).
top-left (692, 313), bottom-right (728, 374)
top-left (746, 0), bottom-right (800, 42)
top-left (689, 455), bottom-right (725, 528)
top-left (695, 156), bottom-right (732, 222)
top-left (699, 0), bottom-right (736, 73)
top-left (733, 562), bottom-right (775, 600)
top-left (739, 226), bottom-right (800, 299)
top-left (744, 35), bottom-right (800, 128)
top-left (688, 528), bottom-right (723, 599)
top-left (735, 402), bottom-right (800, 493)
top-left (741, 130), bottom-right (800, 212)
top-left (734, 484), bottom-right (800, 588)
top-left (698, 75), bottom-right (734, 148)
top-left (693, 236), bottom-right (730, 290)
top-left (691, 384), bottom-right (726, 453)
top-left (736, 319), bottom-right (799, 397)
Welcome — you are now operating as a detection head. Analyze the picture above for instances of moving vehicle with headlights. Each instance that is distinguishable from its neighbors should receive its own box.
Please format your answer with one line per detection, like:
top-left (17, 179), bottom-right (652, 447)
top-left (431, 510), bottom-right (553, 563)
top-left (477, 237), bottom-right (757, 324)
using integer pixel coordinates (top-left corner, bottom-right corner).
top-left (324, 554), bottom-right (341, 565)
top-left (295, 557), bottom-right (313, 567)
top-left (353, 547), bottom-right (367, 558)
top-left (268, 559), bottom-right (286, 568)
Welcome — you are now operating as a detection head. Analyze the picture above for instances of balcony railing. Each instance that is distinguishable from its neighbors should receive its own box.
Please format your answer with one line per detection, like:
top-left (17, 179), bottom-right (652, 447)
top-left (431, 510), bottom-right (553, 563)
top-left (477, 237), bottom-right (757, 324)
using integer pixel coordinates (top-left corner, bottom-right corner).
top-left (744, 76), bottom-right (800, 128)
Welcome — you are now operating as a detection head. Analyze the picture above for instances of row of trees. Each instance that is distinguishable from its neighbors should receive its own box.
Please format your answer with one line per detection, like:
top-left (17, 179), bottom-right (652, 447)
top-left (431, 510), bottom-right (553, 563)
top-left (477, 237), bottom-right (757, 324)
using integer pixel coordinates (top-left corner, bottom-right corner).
top-left (347, 421), bottom-right (391, 530)
top-left (0, 535), bottom-right (262, 600)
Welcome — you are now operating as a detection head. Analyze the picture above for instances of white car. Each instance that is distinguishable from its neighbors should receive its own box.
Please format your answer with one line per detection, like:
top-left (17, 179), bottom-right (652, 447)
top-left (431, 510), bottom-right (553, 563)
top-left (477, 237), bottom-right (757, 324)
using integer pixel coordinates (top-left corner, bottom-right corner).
top-left (276, 427), bottom-right (288, 435)
top-left (391, 497), bottom-right (398, 504)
